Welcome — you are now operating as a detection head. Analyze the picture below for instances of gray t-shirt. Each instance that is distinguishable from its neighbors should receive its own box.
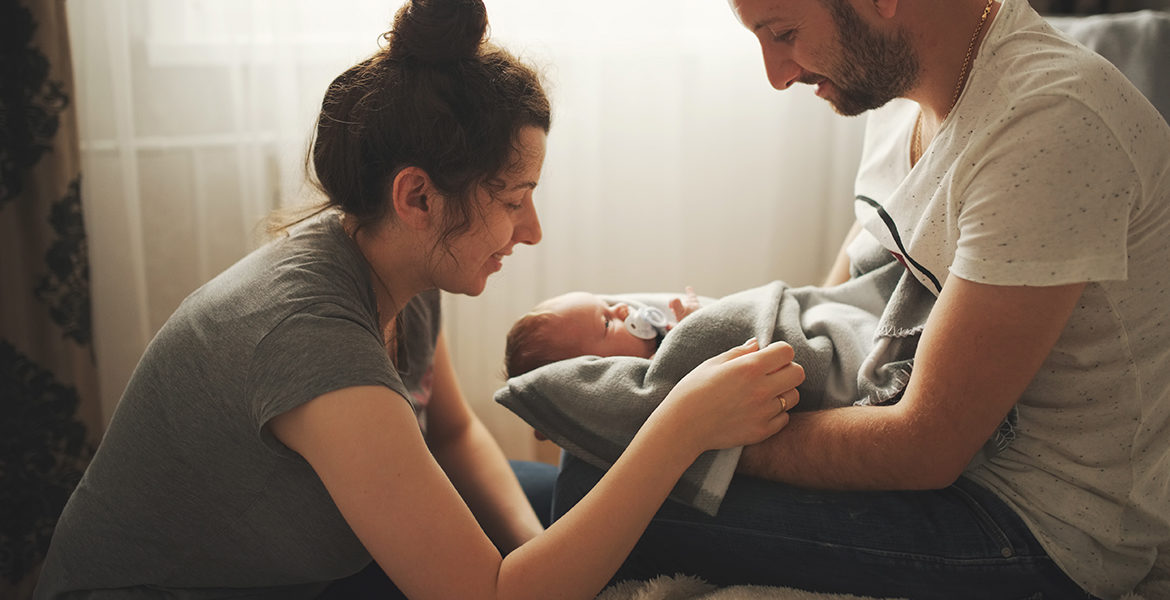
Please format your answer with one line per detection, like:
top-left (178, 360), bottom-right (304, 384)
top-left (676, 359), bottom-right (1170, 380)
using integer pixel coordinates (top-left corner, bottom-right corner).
top-left (853, 0), bottom-right (1170, 596)
top-left (36, 214), bottom-right (441, 599)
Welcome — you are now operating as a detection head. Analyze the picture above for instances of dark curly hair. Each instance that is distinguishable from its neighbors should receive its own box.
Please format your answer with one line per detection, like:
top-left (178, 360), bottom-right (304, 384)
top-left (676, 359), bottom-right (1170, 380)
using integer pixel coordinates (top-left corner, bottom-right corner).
top-left (284, 0), bottom-right (551, 242)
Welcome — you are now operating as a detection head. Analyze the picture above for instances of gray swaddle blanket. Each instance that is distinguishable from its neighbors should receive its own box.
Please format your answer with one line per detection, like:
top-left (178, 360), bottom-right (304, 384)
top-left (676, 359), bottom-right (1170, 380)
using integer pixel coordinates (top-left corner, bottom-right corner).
top-left (496, 247), bottom-right (1014, 515)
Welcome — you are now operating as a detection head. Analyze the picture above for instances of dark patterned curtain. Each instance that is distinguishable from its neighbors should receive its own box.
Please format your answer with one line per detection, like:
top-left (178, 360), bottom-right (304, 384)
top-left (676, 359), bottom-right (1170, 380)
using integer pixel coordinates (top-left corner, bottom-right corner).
top-left (0, 0), bottom-right (102, 597)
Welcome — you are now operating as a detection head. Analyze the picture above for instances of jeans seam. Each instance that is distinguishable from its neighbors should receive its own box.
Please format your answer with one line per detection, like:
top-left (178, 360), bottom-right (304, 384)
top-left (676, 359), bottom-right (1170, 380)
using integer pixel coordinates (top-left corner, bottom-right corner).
top-left (649, 518), bottom-right (1047, 567)
top-left (950, 483), bottom-right (1016, 558)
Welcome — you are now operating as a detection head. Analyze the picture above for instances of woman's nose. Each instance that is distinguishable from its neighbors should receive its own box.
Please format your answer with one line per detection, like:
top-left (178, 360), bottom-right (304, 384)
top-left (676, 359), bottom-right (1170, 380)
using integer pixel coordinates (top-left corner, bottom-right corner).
top-left (515, 202), bottom-right (542, 246)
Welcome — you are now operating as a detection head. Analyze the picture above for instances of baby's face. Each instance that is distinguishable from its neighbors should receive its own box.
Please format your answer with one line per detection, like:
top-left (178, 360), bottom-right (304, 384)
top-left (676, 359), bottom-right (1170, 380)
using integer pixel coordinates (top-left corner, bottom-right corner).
top-left (538, 292), bottom-right (656, 359)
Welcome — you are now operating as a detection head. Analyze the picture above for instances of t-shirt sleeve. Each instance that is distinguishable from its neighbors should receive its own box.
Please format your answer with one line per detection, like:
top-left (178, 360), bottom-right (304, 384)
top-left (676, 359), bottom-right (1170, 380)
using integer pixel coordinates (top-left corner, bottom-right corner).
top-left (247, 304), bottom-right (407, 454)
top-left (950, 94), bottom-right (1138, 286)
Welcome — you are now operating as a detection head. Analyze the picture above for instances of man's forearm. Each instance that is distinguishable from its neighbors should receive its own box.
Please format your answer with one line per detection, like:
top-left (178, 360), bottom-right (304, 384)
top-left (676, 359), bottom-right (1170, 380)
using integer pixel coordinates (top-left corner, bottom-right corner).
top-left (737, 405), bottom-right (960, 491)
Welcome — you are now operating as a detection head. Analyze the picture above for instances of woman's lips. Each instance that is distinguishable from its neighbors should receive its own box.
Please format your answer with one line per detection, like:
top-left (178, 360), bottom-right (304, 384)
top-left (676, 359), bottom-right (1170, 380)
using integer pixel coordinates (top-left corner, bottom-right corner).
top-left (488, 252), bottom-right (505, 273)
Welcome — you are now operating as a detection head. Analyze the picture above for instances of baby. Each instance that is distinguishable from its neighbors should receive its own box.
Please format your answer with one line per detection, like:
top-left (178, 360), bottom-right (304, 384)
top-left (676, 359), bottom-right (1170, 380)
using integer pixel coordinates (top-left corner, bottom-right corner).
top-left (505, 287), bottom-right (702, 378)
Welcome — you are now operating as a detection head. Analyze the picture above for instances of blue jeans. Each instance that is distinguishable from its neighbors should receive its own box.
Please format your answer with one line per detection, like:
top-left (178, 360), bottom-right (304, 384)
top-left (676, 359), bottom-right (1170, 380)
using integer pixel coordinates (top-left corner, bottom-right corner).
top-left (318, 460), bottom-right (558, 599)
top-left (553, 453), bottom-right (1098, 600)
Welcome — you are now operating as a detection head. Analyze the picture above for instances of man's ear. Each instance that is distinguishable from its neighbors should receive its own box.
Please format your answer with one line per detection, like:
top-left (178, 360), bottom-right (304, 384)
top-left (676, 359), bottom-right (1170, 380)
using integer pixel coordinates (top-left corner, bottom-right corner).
top-left (871, 0), bottom-right (898, 19)
top-left (390, 166), bottom-right (435, 230)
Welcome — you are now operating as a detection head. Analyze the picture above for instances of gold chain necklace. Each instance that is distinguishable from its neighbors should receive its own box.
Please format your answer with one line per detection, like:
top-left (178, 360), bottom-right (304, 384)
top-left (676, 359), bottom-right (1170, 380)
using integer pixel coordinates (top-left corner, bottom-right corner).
top-left (912, 0), bottom-right (995, 164)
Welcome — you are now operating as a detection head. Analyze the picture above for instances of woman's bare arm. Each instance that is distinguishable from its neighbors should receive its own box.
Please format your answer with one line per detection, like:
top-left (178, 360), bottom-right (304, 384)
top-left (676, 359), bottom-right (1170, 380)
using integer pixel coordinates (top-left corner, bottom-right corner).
top-left (425, 332), bottom-right (543, 553)
top-left (271, 338), bottom-right (803, 600)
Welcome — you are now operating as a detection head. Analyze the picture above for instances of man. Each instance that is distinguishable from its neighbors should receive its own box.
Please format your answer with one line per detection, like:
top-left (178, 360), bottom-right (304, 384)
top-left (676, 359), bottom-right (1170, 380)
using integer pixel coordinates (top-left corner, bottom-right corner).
top-left (553, 0), bottom-right (1170, 598)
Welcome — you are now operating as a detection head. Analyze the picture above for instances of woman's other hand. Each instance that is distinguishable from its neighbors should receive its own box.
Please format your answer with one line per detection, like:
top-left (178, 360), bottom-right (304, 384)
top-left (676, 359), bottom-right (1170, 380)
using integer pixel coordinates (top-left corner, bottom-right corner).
top-left (651, 338), bottom-right (803, 457)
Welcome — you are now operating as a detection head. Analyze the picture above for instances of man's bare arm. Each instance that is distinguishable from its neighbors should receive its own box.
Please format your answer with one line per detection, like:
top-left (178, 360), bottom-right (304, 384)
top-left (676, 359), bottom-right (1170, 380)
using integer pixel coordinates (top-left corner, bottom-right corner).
top-left (739, 276), bottom-right (1086, 489)
top-left (821, 221), bottom-right (862, 287)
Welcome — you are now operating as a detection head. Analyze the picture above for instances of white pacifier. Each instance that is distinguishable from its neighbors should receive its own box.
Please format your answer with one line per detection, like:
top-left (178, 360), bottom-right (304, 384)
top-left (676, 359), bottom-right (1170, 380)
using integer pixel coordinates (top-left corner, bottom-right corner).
top-left (625, 306), bottom-right (668, 340)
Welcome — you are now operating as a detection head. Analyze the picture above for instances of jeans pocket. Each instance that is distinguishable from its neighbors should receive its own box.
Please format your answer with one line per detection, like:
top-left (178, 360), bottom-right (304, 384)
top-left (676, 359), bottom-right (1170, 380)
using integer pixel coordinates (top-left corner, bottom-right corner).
top-left (950, 483), bottom-right (1017, 559)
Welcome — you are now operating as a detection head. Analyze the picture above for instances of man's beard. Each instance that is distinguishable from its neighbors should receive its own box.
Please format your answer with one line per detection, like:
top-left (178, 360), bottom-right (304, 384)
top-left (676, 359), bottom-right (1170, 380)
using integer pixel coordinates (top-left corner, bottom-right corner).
top-left (817, 0), bottom-right (920, 116)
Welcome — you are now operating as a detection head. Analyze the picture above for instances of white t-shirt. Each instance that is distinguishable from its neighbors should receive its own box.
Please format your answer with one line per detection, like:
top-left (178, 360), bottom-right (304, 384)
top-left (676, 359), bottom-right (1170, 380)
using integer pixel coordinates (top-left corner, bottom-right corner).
top-left (851, 0), bottom-right (1170, 597)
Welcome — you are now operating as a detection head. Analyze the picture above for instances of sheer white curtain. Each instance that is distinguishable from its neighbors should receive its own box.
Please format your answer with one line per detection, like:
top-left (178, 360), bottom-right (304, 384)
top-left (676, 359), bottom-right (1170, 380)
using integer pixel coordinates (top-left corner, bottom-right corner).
top-left (67, 0), bottom-right (866, 462)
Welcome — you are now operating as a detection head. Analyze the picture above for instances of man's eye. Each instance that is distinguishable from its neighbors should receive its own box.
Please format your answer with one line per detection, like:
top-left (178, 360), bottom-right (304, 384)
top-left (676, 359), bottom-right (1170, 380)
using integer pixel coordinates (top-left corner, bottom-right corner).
top-left (769, 27), bottom-right (796, 43)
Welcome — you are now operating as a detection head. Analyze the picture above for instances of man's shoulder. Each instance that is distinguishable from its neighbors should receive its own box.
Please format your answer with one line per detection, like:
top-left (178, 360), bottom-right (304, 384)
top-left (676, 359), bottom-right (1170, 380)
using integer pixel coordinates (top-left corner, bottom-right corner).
top-left (970, 25), bottom-right (1169, 165)
top-left (988, 28), bottom-right (1126, 105)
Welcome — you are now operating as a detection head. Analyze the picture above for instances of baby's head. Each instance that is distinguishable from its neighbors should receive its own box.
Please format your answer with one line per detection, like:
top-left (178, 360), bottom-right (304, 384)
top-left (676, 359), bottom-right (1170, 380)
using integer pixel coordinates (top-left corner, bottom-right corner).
top-left (504, 291), bottom-right (657, 378)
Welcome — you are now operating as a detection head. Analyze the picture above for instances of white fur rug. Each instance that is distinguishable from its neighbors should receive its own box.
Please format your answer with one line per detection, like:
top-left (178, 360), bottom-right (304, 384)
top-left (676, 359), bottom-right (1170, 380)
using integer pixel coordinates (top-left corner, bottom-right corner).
top-left (595, 575), bottom-right (900, 600)
top-left (595, 573), bottom-right (1168, 600)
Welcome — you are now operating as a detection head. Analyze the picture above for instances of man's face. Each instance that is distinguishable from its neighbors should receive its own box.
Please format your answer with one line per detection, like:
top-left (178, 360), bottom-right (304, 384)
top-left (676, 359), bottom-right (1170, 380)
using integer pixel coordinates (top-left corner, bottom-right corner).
top-left (731, 0), bottom-right (919, 116)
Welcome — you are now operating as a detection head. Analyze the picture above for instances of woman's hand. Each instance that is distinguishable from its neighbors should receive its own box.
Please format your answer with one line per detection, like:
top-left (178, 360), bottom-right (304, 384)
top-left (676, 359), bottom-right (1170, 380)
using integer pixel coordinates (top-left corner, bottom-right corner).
top-left (650, 338), bottom-right (804, 457)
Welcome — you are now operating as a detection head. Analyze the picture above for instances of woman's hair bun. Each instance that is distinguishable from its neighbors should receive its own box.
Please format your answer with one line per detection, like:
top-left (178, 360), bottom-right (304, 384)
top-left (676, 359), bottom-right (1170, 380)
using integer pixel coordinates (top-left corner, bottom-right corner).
top-left (386, 0), bottom-right (489, 64)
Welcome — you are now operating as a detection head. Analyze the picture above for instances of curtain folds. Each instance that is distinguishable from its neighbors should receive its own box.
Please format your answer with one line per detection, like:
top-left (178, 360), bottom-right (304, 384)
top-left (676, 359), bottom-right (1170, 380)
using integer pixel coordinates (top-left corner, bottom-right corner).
top-left (66, 0), bottom-right (866, 463)
top-left (0, 0), bottom-right (102, 596)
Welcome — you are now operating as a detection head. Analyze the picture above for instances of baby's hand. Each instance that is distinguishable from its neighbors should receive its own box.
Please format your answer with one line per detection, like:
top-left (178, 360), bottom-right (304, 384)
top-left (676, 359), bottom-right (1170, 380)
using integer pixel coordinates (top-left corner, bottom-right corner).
top-left (668, 286), bottom-right (701, 324)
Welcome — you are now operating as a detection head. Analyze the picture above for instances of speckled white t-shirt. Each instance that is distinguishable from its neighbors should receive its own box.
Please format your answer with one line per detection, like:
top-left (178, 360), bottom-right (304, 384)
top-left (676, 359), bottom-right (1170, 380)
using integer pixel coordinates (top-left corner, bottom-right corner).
top-left (851, 0), bottom-right (1170, 597)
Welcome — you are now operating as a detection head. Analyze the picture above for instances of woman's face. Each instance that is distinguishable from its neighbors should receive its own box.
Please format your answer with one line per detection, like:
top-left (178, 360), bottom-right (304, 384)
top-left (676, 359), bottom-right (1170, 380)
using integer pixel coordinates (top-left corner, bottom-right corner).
top-left (431, 126), bottom-right (547, 296)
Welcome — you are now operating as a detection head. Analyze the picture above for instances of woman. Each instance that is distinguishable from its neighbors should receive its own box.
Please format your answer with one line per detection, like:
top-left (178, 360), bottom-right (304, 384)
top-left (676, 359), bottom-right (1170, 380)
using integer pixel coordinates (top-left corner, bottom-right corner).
top-left (36, 1), bottom-right (804, 598)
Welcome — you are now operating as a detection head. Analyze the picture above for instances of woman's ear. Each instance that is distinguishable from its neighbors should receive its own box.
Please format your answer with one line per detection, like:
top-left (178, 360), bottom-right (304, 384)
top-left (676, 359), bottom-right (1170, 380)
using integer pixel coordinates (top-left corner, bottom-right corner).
top-left (390, 166), bottom-right (436, 230)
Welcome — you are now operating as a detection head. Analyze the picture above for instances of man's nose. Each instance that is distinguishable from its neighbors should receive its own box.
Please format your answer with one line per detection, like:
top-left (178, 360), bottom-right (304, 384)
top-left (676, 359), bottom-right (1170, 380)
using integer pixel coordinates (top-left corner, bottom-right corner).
top-left (762, 49), bottom-right (801, 91)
